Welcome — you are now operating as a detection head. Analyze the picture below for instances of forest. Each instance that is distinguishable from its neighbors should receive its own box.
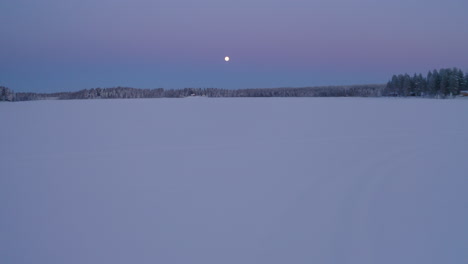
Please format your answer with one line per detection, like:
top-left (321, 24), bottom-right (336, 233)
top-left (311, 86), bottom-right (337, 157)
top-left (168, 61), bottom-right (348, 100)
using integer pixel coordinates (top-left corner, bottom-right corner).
top-left (2, 85), bottom-right (384, 101)
top-left (383, 67), bottom-right (468, 97)
top-left (1, 67), bottom-right (467, 102)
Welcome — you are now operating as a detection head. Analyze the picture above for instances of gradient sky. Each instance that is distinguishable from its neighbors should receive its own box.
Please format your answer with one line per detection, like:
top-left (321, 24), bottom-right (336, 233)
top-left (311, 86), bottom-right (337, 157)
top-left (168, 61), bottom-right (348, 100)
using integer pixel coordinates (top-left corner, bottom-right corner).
top-left (1, 0), bottom-right (468, 92)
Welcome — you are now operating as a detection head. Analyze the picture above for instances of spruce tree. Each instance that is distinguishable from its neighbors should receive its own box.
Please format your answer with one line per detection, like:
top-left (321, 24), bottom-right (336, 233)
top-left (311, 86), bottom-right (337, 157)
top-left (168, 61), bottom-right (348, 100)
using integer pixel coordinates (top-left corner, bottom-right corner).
top-left (456, 69), bottom-right (465, 93)
top-left (465, 74), bottom-right (468, 90)
top-left (439, 69), bottom-right (449, 96)
top-left (448, 72), bottom-right (459, 96)
top-left (426, 71), bottom-right (433, 95)
top-left (402, 74), bottom-right (411, 96)
top-left (418, 73), bottom-right (426, 96)
top-left (433, 69), bottom-right (441, 95)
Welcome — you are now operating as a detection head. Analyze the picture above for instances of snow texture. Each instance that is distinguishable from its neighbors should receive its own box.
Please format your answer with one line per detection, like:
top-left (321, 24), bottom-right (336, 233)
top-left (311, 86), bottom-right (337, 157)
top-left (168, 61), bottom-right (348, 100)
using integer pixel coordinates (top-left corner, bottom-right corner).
top-left (1, 97), bottom-right (467, 264)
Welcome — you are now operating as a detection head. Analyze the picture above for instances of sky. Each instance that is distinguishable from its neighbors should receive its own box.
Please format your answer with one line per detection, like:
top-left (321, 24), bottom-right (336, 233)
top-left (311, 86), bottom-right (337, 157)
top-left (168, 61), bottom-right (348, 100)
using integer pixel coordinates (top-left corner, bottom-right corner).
top-left (1, 0), bottom-right (468, 92)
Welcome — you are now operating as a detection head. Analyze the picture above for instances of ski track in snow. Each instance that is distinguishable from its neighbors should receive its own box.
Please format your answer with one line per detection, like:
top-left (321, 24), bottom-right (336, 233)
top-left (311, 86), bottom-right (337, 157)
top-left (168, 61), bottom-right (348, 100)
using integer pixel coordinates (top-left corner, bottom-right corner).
top-left (1, 97), bottom-right (467, 264)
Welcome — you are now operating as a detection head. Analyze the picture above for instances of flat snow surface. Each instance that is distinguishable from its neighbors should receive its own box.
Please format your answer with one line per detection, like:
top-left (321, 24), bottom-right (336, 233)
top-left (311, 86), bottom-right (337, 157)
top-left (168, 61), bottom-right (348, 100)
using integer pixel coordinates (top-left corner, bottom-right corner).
top-left (1, 97), bottom-right (467, 264)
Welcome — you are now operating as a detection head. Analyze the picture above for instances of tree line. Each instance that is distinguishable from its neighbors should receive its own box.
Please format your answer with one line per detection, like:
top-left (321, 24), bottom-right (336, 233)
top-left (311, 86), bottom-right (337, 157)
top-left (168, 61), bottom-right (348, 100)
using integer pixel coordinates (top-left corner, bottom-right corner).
top-left (383, 67), bottom-right (468, 97)
top-left (2, 67), bottom-right (467, 102)
top-left (4, 85), bottom-right (384, 101)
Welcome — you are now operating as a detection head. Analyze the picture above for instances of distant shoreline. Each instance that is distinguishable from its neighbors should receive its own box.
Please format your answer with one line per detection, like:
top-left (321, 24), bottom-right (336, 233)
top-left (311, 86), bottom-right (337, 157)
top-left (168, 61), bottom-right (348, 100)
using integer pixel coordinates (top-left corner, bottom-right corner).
top-left (3, 66), bottom-right (468, 102)
top-left (1, 84), bottom-right (388, 102)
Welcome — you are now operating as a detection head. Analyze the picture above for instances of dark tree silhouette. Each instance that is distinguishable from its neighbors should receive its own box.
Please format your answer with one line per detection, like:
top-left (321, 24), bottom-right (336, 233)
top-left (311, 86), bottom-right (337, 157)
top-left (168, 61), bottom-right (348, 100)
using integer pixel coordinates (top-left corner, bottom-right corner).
top-left (384, 67), bottom-right (466, 97)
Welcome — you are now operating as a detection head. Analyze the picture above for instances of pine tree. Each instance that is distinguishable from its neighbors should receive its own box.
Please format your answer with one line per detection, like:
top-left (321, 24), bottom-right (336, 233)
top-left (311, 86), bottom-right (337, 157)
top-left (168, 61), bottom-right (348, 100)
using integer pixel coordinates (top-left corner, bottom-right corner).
top-left (386, 75), bottom-right (399, 95)
top-left (439, 69), bottom-right (449, 96)
top-left (403, 74), bottom-right (412, 96)
top-left (448, 72), bottom-right (459, 96)
top-left (432, 69), bottom-right (441, 95)
top-left (456, 69), bottom-right (465, 94)
top-left (401, 74), bottom-right (411, 96)
top-left (425, 71), bottom-right (432, 95)
top-left (418, 73), bottom-right (426, 96)
top-left (465, 74), bottom-right (468, 90)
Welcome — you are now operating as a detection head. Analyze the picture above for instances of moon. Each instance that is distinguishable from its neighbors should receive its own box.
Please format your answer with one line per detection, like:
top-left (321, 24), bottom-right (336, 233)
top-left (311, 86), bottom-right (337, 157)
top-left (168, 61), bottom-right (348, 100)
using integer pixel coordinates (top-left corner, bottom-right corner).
top-left (224, 56), bottom-right (230, 62)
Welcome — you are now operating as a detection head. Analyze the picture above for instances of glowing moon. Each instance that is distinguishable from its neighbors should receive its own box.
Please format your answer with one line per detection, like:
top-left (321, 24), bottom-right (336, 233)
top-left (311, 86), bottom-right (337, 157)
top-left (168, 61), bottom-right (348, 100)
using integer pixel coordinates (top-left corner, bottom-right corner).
top-left (225, 56), bottom-right (230, 62)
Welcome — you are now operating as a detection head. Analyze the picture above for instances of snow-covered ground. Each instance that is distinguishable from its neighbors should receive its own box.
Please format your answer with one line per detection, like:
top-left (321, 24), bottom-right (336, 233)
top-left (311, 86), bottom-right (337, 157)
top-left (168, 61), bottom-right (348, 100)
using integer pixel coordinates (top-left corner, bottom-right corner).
top-left (1, 97), bottom-right (467, 264)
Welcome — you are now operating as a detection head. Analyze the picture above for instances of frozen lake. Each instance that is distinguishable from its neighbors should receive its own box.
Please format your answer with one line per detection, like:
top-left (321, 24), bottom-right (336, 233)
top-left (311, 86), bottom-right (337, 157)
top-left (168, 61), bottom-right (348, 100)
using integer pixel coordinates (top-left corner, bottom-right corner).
top-left (1, 97), bottom-right (467, 264)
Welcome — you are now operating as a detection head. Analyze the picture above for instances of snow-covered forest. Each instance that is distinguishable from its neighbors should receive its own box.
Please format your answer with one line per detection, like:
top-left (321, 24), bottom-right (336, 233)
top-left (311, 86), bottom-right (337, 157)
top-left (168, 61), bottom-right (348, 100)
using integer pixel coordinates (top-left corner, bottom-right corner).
top-left (8, 84), bottom-right (384, 101)
top-left (2, 68), bottom-right (467, 102)
top-left (384, 67), bottom-right (468, 97)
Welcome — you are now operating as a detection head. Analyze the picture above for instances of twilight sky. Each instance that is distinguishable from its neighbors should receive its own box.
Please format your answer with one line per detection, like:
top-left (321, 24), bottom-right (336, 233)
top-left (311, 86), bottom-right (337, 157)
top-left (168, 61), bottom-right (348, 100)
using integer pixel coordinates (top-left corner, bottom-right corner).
top-left (1, 0), bottom-right (468, 92)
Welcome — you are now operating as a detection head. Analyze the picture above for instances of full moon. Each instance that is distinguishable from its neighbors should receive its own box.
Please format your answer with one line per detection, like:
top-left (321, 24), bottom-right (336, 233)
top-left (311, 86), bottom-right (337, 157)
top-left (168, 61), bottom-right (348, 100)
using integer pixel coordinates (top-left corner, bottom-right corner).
top-left (224, 56), bottom-right (230, 62)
